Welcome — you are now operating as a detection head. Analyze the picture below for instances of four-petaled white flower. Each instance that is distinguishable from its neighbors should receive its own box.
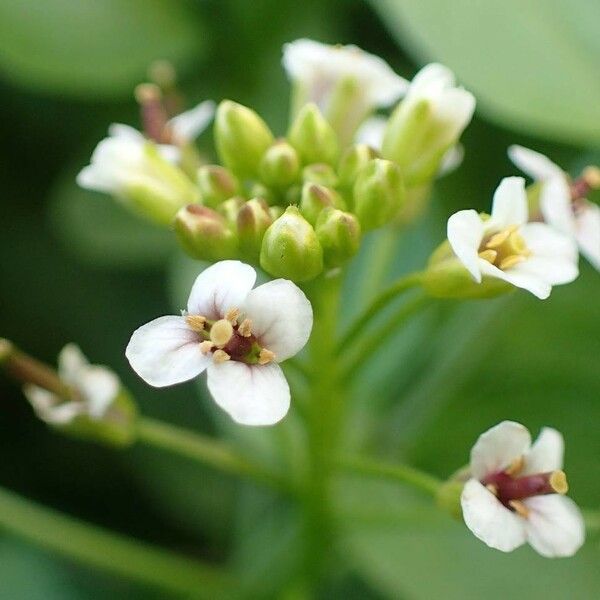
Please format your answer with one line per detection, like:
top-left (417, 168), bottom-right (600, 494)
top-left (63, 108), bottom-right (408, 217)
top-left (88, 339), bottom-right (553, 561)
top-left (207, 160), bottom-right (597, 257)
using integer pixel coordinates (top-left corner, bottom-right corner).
top-left (508, 145), bottom-right (600, 271)
top-left (126, 261), bottom-right (313, 426)
top-left (461, 421), bottom-right (585, 557)
top-left (447, 176), bottom-right (579, 299)
top-left (24, 344), bottom-right (120, 425)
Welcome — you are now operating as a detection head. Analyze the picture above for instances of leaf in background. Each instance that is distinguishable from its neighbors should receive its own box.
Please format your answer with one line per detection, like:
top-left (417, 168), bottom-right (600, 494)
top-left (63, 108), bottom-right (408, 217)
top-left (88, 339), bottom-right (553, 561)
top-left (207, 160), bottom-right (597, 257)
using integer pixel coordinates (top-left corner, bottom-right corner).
top-left (371, 0), bottom-right (600, 146)
top-left (0, 0), bottom-right (204, 98)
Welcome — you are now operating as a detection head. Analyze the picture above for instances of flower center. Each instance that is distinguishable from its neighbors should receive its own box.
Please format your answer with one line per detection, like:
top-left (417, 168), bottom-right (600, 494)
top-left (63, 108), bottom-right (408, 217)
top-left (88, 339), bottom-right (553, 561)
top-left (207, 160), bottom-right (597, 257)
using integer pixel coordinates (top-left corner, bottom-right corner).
top-left (185, 309), bottom-right (275, 366)
top-left (482, 457), bottom-right (568, 518)
top-left (478, 226), bottom-right (530, 271)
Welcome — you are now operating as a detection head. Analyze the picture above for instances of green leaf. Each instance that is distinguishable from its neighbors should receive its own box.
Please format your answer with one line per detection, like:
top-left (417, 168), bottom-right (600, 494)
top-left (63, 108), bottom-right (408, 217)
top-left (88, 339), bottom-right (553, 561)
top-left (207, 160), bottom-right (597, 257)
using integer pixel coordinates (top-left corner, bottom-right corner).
top-left (0, 0), bottom-right (204, 98)
top-left (372, 0), bottom-right (600, 146)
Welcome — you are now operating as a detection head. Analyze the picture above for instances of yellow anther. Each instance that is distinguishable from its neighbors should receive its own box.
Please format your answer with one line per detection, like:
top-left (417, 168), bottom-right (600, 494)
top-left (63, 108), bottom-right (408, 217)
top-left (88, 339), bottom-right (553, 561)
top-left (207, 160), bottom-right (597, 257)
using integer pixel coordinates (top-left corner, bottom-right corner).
top-left (504, 456), bottom-right (524, 476)
top-left (499, 255), bottom-right (527, 270)
top-left (185, 315), bottom-right (206, 333)
top-left (199, 341), bottom-right (214, 354)
top-left (210, 319), bottom-right (234, 347)
top-left (485, 483), bottom-right (498, 496)
top-left (509, 500), bottom-right (530, 518)
top-left (225, 308), bottom-right (240, 324)
top-left (238, 319), bottom-right (253, 337)
top-left (258, 349), bottom-right (275, 365)
top-left (582, 166), bottom-right (600, 189)
top-left (134, 82), bottom-right (162, 104)
top-left (478, 249), bottom-right (497, 263)
top-left (485, 228), bottom-right (515, 249)
top-left (550, 470), bottom-right (569, 495)
top-left (212, 349), bottom-right (230, 364)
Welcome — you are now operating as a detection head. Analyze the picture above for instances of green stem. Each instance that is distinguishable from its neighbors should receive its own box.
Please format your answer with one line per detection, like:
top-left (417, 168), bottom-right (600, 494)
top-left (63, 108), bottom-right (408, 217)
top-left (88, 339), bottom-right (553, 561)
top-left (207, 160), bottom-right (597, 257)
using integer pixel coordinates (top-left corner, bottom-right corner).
top-left (339, 294), bottom-right (430, 382)
top-left (338, 455), bottom-right (441, 496)
top-left (583, 510), bottom-right (600, 533)
top-left (337, 271), bottom-right (423, 353)
top-left (137, 417), bottom-right (292, 494)
top-left (0, 485), bottom-right (233, 597)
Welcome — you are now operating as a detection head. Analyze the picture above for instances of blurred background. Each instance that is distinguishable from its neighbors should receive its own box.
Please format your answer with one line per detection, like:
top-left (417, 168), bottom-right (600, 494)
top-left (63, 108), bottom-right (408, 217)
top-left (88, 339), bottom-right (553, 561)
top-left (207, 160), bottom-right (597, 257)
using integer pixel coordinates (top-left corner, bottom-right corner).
top-left (0, 0), bottom-right (599, 598)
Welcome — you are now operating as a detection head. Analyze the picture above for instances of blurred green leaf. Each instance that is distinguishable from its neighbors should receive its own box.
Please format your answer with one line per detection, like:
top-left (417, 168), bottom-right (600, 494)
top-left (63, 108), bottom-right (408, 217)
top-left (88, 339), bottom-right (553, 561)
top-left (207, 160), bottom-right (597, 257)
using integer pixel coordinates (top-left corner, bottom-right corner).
top-left (371, 0), bottom-right (600, 146)
top-left (0, 0), bottom-right (204, 98)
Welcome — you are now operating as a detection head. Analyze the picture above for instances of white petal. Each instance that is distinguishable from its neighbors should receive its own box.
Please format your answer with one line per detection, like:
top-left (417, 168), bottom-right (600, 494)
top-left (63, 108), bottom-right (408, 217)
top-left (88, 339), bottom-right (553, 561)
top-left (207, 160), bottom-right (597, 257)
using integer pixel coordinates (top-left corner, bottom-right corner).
top-left (575, 201), bottom-right (600, 271)
top-left (108, 123), bottom-right (145, 141)
top-left (470, 421), bottom-right (531, 480)
top-left (436, 87), bottom-right (476, 140)
top-left (168, 100), bottom-right (216, 142)
top-left (438, 144), bottom-right (464, 177)
top-left (242, 279), bottom-right (313, 362)
top-left (522, 428), bottom-right (564, 475)
top-left (23, 385), bottom-right (83, 425)
top-left (186, 260), bottom-right (256, 320)
top-left (125, 316), bottom-right (210, 387)
top-left (490, 177), bottom-right (528, 228)
top-left (355, 116), bottom-right (386, 151)
top-left (156, 144), bottom-right (181, 164)
top-left (77, 366), bottom-right (120, 418)
top-left (408, 63), bottom-right (455, 99)
top-left (479, 258), bottom-right (552, 299)
top-left (524, 495), bottom-right (585, 557)
top-left (58, 344), bottom-right (89, 384)
top-left (540, 177), bottom-right (576, 236)
top-left (207, 361), bottom-right (290, 426)
top-left (461, 479), bottom-right (527, 552)
top-left (507, 145), bottom-right (564, 181)
top-left (447, 209), bottom-right (484, 282)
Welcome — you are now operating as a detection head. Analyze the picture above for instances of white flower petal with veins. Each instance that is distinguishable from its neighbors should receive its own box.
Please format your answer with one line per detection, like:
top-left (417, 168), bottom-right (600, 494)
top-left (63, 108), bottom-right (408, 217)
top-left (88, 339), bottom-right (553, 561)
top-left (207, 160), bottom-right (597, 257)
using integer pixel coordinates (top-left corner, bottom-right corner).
top-left (489, 176), bottom-right (528, 229)
top-left (522, 428), bottom-right (563, 475)
top-left (508, 145), bottom-right (563, 181)
top-left (447, 209), bottom-right (484, 282)
top-left (168, 100), bottom-right (215, 143)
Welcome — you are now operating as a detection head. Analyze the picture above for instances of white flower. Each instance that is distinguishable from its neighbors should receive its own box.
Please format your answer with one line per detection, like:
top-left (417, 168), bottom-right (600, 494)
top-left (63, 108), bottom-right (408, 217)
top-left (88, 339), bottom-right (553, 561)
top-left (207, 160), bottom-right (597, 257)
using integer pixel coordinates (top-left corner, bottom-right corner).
top-left (461, 421), bottom-right (585, 557)
top-left (24, 344), bottom-right (120, 425)
top-left (167, 100), bottom-right (216, 146)
top-left (508, 145), bottom-right (600, 271)
top-left (447, 176), bottom-right (579, 299)
top-left (282, 39), bottom-right (408, 144)
top-left (125, 261), bottom-right (313, 426)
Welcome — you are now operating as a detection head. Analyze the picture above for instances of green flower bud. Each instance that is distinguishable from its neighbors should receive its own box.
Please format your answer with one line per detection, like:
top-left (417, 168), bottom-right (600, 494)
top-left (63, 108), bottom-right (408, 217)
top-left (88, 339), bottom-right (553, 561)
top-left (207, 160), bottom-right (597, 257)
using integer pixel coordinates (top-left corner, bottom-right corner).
top-left (300, 182), bottom-right (345, 226)
top-left (352, 159), bottom-right (405, 231)
top-left (215, 100), bottom-right (274, 178)
top-left (197, 165), bottom-right (239, 208)
top-left (217, 196), bottom-right (245, 225)
top-left (259, 141), bottom-right (300, 188)
top-left (302, 163), bottom-right (339, 188)
top-left (315, 207), bottom-right (361, 268)
top-left (174, 205), bottom-right (237, 261)
top-left (288, 103), bottom-right (339, 166)
top-left (338, 143), bottom-right (378, 190)
top-left (260, 206), bottom-right (323, 282)
top-left (250, 182), bottom-right (277, 206)
top-left (421, 240), bottom-right (512, 299)
top-left (237, 198), bottom-right (273, 259)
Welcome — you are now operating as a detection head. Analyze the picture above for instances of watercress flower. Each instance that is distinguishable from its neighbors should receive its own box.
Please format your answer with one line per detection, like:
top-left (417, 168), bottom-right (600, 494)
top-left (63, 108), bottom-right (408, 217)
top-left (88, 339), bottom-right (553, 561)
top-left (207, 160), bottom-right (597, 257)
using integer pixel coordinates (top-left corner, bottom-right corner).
top-left (126, 261), bottom-right (313, 426)
top-left (461, 421), bottom-right (585, 557)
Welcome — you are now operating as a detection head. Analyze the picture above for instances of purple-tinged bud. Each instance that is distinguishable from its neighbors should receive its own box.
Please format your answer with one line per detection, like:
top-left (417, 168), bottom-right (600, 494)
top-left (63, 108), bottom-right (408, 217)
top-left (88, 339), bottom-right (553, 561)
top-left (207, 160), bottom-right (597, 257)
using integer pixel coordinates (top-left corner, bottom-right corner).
top-left (315, 207), bottom-right (361, 268)
top-left (300, 182), bottom-right (345, 226)
top-left (237, 198), bottom-right (273, 259)
top-left (197, 165), bottom-right (240, 208)
top-left (338, 143), bottom-right (378, 190)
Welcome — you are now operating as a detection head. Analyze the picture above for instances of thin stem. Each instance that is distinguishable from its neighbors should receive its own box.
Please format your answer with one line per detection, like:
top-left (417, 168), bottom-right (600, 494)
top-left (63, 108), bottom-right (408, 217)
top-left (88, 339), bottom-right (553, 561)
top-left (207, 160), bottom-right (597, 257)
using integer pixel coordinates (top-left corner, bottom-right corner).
top-left (339, 294), bottom-right (430, 383)
top-left (0, 485), bottom-right (233, 597)
top-left (338, 455), bottom-right (442, 497)
top-left (137, 417), bottom-right (292, 494)
top-left (337, 271), bottom-right (423, 353)
top-left (583, 510), bottom-right (600, 533)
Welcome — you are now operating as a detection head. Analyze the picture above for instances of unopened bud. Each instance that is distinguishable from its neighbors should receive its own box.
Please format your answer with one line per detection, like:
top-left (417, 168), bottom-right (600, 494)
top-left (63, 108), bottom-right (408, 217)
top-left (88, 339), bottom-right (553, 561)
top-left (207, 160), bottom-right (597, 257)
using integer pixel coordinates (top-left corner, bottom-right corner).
top-left (237, 198), bottom-right (273, 259)
top-left (260, 206), bottom-right (323, 282)
top-left (259, 141), bottom-right (300, 188)
top-left (338, 144), bottom-right (378, 190)
top-left (315, 208), bottom-right (361, 268)
top-left (300, 182), bottom-right (345, 225)
top-left (217, 196), bottom-right (245, 225)
top-left (215, 100), bottom-right (274, 178)
top-left (174, 205), bottom-right (237, 261)
top-left (352, 159), bottom-right (405, 230)
top-left (197, 165), bottom-right (239, 208)
top-left (288, 103), bottom-right (339, 166)
top-left (302, 163), bottom-right (339, 188)
top-left (250, 182), bottom-right (277, 206)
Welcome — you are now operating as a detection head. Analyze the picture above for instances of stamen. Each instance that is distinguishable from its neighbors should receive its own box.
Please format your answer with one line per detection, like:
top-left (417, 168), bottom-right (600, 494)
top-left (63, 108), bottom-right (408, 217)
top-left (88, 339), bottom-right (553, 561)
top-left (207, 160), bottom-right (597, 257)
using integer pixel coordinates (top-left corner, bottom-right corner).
top-left (582, 166), bottom-right (600, 189)
top-left (549, 470), bottom-right (568, 494)
top-left (478, 249), bottom-right (497, 263)
top-left (505, 456), bottom-right (524, 476)
top-left (186, 315), bottom-right (206, 332)
top-left (199, 341), bottom-right (214, 354)
top-left (210, 319), bottom-right (234, 347)
top-left (485, 227), bottom-right (516, 249)
top-left (258, 349), bottom-right (275, 365)
top-left (498, 255), bottom-right (527, 270)
top-left (213, 349), bottom-right (230, 363)
top-left (486, 483), bottom-right (498, 496)
top-left (238, 319), bottom-right (253, 337)
top-left (509, 500), bottom-right (530, 518)
top-left (225, 308), bottom-right (240, 324)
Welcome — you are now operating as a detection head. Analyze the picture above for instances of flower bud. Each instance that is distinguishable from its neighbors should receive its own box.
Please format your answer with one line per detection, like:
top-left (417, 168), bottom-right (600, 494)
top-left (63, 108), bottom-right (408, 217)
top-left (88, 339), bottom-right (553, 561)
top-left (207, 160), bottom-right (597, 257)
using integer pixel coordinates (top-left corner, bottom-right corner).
top-left (260, 206), bottom-right (323, 282)
top-left (250, 182), bottom-right (277, 206)
top-left (174, 205), bottom-right (237, 261)
top-left (300, 182), bottom-right (345, 225)
top-left (315, 207), bottom-right (361, 268)
top-left (338, 143), bottom-right (378, 190)
top-left (215, 100), bottom-right (274, 178)
top-left (259, 141), bottom-right (300, 188)
top-left (352, 159), bottom-right (405, 230)
top-left (237, 198), bottom-right (273, 259)
top-left (302, 163), bottom-right (339, 188)
top-left (217, 196), bottom-right (245, 225)
top-left (288, 103), bottom-right (339, 166)
top-left (197, 165), bottom-right (239, 208)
